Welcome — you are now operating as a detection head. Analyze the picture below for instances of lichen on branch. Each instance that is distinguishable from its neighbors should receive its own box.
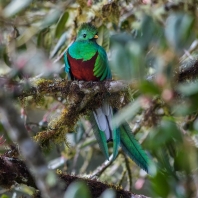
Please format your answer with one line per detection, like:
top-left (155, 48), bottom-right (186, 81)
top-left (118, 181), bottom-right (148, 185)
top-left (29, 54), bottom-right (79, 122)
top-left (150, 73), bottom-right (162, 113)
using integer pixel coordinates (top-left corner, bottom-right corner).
top-left (19, 79), bottom-right (130, 148)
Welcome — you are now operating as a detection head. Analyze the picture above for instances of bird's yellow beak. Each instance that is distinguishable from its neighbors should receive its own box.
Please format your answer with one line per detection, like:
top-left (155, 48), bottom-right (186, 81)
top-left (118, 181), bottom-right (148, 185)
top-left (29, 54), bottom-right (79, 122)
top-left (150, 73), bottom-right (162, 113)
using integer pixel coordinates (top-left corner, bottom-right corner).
top-left (94, 34), bottom-right (98, 39)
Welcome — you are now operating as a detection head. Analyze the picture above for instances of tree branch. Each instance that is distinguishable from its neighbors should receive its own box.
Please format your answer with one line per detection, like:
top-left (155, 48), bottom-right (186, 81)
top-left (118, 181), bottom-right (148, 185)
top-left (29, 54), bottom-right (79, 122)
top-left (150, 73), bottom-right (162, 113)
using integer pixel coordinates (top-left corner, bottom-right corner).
top-left (0, 154), bottom-right (149, 198)
top-left (0, 155), bottom-right (36, 189)
top-left (0, 93), bottom-right (64, 198)
top-left (89, 154), bottom-right (116, 179)
top-left (59, 172), bottom-right (150, 198)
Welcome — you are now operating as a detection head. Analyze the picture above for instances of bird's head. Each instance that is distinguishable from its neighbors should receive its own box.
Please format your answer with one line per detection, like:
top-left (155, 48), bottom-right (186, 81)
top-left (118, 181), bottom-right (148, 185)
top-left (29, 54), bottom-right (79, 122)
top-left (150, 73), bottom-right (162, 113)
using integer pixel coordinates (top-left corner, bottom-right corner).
top-left (76, 23), bottom-right (98, 41)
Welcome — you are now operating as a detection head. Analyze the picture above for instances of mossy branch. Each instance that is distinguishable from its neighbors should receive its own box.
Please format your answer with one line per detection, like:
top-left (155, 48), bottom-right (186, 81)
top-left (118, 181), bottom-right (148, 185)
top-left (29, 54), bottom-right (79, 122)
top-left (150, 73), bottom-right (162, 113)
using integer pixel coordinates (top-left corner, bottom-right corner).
top-left (59, 172), bottom-right (150, 198)
top-left (0, 153), bottom-right (149, 198)
top-left (0, 155), bottom-right (36, 189)
top-left (19, 79), bottom-right (130, 148)
top-left (2, 56), bottom-right (198, 149)
top-left (2, 53), bottom-right (198, 148)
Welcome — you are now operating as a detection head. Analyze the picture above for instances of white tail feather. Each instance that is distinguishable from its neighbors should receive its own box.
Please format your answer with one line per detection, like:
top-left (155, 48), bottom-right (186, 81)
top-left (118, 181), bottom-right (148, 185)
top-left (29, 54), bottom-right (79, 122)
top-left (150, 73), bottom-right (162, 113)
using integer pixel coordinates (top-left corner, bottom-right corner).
top-left (93, 102), bottom-right (113, 141)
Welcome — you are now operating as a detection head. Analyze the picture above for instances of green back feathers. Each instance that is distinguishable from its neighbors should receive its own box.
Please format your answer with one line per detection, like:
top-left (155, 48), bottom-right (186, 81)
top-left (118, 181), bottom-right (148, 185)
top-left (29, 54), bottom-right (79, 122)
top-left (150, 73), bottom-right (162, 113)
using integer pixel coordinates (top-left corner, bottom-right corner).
top-left (67, 22), bottom-right (112, 80)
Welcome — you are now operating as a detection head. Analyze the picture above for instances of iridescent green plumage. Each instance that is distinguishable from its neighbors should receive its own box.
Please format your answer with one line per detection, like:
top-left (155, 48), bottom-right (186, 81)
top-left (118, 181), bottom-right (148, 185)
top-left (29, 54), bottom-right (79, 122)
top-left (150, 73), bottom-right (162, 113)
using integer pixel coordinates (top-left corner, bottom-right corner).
top-left (64, 23), bottom-right (111, 80)
top-left (120, 123), bottom-right (149, 171)
top-left (64, 23), bottom-right (150, 172)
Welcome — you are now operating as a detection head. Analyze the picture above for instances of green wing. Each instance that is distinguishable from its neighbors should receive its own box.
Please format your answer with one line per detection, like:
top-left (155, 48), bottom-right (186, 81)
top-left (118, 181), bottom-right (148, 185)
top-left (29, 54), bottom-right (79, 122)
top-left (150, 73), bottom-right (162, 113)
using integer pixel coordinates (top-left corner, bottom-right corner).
top-left (94, 46), bottom-right (112, 80)
top-left (120, 122), bottom-right (150, 172)
top-left (64, 52), bottom-right (72, 79)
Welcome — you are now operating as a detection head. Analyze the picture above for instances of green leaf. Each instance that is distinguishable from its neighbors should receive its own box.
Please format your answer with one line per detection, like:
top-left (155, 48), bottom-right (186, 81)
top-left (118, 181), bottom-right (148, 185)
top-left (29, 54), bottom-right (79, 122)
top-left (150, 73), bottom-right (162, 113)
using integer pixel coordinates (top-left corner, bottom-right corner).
top-left (174, 147), bottom-right (190, 173)
top-left (46, 171), bottom-right (57, 187)
top-left (177, 81), bottom-right (198, 96)
top-left (147, 118), bottom-right (182, 149)
top-left (3, 0), bottom-right (33, 17)
top-left (136, 15), bottom-right (158, 50)
top-left (0, 45), bottom-right (11, 67)
top-left (1, 195), bottom-right (9, 198)
top-left (155, 148), bottom-right (176, 177)
top-left (99, 189), bottom-right (116, 198)
top-left (55, 12), bottom-right (69, 39)
top-left (37, 28), bottom-right (49, 48)
top-left (165, 13), bottom-right (194, 53)
top-left (41, 9), bottom-right (62, 29)
top-left (139, 81), bottom-right (160, 95)
top-left (64, 181), bottom-right (91, 198)
top-left (150, 171), bottom-right (170, 197)
top-left (110, 40), bottom-right (145, 81)
top-left (16, 26), bottom-right (39, 47)
top-left (193, 119), bottom-right (198, 131)
top-left (17, 9), bottom-right (62, 46)
top-left (160, 119), bottom-right (182, 141)
top-left (50, 32), bottom-right (67, 58)
top-left (112, 98), bottom-right (141, 128)
top-left (173, 102), bottom-right (195, 116)
top-left (110, 41), bottom-right (133, 81)
top-left (97, 25), bottom-right (110, 51)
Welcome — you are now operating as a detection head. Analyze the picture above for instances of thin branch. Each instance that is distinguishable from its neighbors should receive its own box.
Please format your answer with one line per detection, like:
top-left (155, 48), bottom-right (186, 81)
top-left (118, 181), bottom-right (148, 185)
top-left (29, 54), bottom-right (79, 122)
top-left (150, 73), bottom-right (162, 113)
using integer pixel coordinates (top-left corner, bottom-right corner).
top-left (118, 170), bottom-right (126, 187)
top-left (0, 93), bottom-right (64, 198)
top-left (122, 153), bottom-right (133, 191)
top-left (89, 154), bottom-right (117, 179)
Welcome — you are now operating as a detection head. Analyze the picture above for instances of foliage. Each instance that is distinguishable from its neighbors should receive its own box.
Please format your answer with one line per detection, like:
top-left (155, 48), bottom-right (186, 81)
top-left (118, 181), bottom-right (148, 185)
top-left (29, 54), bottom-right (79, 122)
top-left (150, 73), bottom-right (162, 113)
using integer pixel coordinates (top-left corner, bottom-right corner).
top-left (1, 0), bottom-right (198, 198)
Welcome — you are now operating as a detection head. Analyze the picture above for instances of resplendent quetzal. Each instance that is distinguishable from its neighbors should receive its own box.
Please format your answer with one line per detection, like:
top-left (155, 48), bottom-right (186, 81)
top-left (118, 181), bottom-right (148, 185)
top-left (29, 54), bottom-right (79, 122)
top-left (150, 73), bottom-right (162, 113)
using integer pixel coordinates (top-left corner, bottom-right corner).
top-left (64, 23), bottom-right (149, 172)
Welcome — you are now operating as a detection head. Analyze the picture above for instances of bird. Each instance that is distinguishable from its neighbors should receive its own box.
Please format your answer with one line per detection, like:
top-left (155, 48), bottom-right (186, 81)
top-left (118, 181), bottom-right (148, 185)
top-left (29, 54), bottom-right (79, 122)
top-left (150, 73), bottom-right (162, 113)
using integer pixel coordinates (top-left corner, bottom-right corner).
top-left (64, 23), bottom-right (150, 172)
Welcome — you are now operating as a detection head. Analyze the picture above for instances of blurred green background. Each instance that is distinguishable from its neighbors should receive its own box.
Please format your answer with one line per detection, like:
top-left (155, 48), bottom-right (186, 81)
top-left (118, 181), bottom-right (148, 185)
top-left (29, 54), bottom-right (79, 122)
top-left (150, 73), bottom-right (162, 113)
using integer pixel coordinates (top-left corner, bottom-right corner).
top-left (1, 0), bottom-right (198, 198)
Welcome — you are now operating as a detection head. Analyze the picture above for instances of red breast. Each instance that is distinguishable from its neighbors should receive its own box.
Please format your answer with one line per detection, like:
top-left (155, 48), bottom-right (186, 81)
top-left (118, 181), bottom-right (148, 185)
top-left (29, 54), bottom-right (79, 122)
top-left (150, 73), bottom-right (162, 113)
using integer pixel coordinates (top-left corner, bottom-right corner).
top-left (67, 51), bottom-right (100, 81)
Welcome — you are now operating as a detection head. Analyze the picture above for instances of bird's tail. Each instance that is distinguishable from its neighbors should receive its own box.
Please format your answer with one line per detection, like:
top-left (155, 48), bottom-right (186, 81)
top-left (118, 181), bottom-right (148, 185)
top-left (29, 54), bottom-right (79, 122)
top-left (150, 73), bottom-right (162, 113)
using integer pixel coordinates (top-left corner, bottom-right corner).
top-left (91, 102), bottom-right (120, 160)
top-left (91, 103), bottom-right (149, 172)
top-left (119, 122), bottom-right (149, 172)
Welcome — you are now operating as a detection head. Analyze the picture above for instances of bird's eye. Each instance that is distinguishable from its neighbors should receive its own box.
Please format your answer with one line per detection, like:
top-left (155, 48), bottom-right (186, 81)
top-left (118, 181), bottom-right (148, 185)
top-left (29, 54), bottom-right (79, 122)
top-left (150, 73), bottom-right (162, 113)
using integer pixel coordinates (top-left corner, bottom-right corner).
top-left (83, 34), bottom-right (86, 38)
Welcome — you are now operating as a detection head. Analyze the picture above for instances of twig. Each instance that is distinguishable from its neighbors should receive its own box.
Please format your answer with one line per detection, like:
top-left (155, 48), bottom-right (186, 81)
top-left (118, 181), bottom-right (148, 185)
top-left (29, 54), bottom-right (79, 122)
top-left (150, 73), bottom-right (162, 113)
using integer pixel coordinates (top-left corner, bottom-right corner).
top-left (122, 153), bottom-right (133, 191)
top-left (133, 120), bottom-right (143, 135)
top-left (79, 148), bottom-right (93, 174)
top-left (0, 93), bottom-right (64, 198)
top-left (118, 170), bottom-right (126, 187)
top-left (89, 154), bottom-right (116, 179)
top-left (71, 148), bottom-right (80, 173)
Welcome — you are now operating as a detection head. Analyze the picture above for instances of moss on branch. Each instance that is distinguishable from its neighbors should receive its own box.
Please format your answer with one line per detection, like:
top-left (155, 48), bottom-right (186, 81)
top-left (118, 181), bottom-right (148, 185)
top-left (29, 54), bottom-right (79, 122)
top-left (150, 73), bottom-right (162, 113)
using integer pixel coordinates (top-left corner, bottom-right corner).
top-left (0, 152), bottom-right (149, 198)
top-left (19, 79), bottom-right (130, 148)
